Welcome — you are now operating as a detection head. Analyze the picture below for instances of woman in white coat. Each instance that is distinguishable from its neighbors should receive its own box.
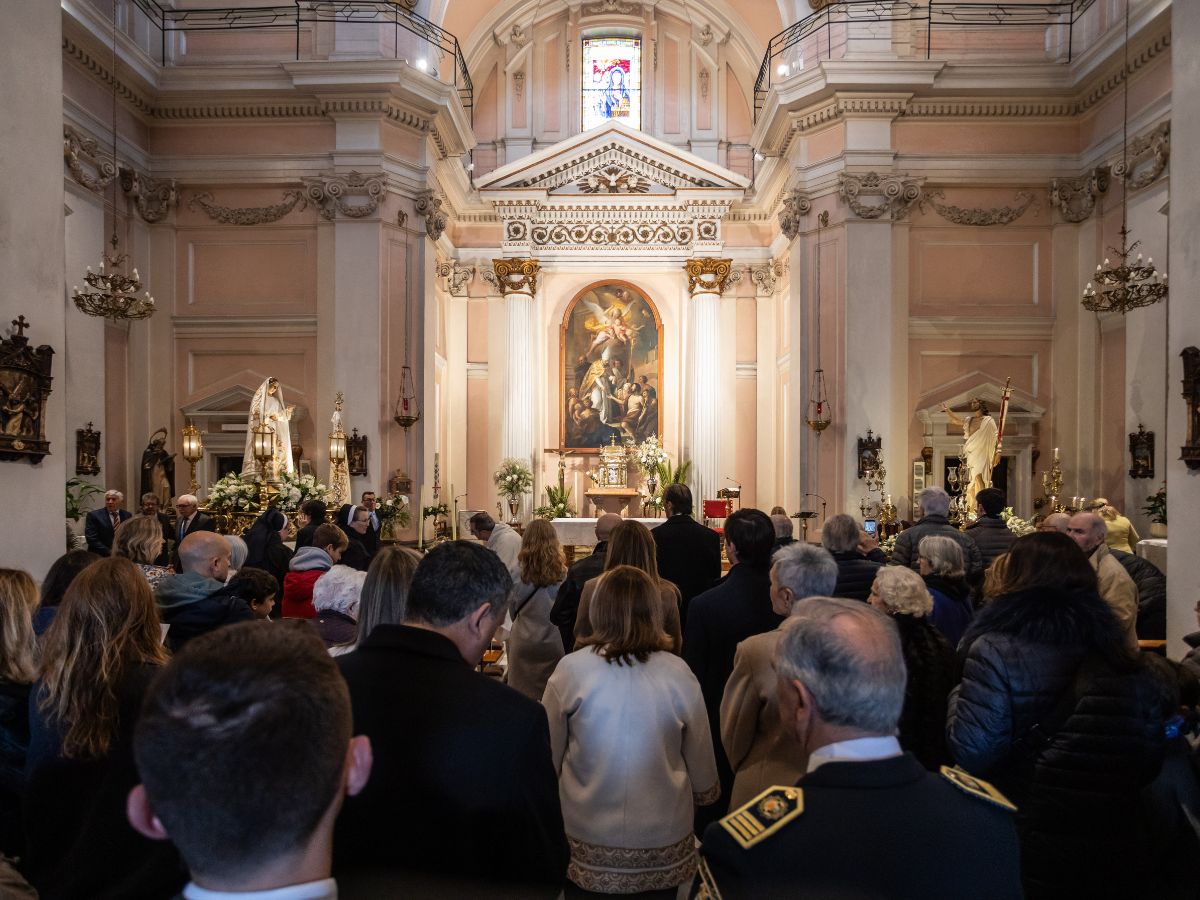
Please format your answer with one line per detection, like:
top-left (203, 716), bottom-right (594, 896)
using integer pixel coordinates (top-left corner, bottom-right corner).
top-left (505, 519), bottom-right (567, 701)
top-left (543, 565), bottom-right (719, 897)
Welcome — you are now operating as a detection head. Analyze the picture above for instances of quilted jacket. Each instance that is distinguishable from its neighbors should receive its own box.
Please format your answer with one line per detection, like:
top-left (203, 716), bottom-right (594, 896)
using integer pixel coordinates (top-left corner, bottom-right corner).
top-left (890, 514), bottom-right (984, 576)
top-left (964, 515), bottom-right (1016, 568)
top-left (829, 551), bottom-right (882, 602)
top-left (1110, 548), bottom-right (1166, 640)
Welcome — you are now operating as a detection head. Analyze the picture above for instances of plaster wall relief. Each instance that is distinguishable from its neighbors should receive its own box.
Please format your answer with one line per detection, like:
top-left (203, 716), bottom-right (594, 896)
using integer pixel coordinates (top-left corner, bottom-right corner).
top-left (436, 258), bottom-right (474, 297)
top-left (839, 172), bottom-right (924, 222)
top-left (1114, 120), bottom-right (1170, 191)
top-left (416, 191), bottom-right (449, 241)
top-left (118, 169), bottom-right (177, 224)
top-left (777, 188), bottom-right (812, 240)
top-left (63, 125), bottom-right (116, 193)
top-left (918, 189), bottom-right (1040, 227)
top-left (187, 190), bottom-right (309, 226)
top-left (301, 172), bottom-right (386, 220)
top-left (1049, 167), bottom-right (1109, 223)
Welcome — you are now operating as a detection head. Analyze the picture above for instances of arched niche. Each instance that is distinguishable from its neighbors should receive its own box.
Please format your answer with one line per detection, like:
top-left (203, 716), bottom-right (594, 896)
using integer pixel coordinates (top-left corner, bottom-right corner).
top-left (559, 280), bottom-right (663, 451)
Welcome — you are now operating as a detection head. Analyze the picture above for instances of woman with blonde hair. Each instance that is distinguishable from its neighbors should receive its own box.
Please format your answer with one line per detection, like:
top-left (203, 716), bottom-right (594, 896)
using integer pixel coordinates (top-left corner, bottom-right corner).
top-left (1095, 500), bottom-right (1141, 554)
top-left (869, 566), bottom-right (954, 770)
top-left (335, 544), bottom-right (421, 653)
top-left (0, 569), bottom-right (37, 855)
top-left (573, 519), bottom-right (683, 653)
top-left (24, 557), bottom-right (182, 898)
top-left (113, 514), bottom-right (172, 589)
top-left (505, 519), bottom-right (568, 700)
top-left (544, 565), bottom-right (718, 896)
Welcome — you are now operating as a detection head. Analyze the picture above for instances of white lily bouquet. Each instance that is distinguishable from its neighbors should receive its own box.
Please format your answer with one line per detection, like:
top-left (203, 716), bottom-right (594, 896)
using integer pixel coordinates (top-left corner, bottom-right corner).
top-left (275, 470), bottom-right (329, 513)
top-left (493, 458), bottom-right (534, 499)
top-left (377, 494), bottom-right (411, 528)
top-left (633, 435), bottom-right (668, 476)
top-left (1000, 506), bottom-right (1035, 536)
top-left (206, 473), bottom-right (260, 513)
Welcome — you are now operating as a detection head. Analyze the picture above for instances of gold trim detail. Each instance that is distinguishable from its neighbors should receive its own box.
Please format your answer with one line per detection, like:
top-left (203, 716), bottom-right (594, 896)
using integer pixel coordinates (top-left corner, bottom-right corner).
top-left (491, 258), bottom-right (540, 295)
top-left (940, 765), bottom-right (1017, 812)
top-left (685, 258), bottom-right (733, 296)
top-left (566, 833), bottom-right (696, 893)
top-left (718, 785), bottom-right (803, 849)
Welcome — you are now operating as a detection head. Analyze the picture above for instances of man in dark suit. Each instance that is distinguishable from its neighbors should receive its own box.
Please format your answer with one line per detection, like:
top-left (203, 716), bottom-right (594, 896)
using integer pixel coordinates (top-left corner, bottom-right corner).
top-left (170, 493), bottom-right (215, 571)
top-left (550, 512), bottom-right (621, 651)
top-left (698, 597), bottom-right (1021, 900)
top-left (652, 483), bottom-right (721, 630)
top-left (684, 508), bottom-right (783, 820)
top-left (334, 540), bottom-right (569, 892)
top-left (84, 489), bottom-right (132, 556)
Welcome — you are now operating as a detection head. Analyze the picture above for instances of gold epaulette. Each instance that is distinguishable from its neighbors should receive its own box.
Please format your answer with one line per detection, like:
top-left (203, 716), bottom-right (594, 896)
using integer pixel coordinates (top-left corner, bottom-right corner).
top-left (718, 785), bottom-right (804, 849)
top-left (694, 856), bottom-right (723, 900)
top-left (939, 765), bottom-right (1017, 812)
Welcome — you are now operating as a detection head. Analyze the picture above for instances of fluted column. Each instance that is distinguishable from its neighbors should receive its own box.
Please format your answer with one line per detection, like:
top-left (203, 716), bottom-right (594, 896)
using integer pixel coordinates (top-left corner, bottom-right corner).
top-left (493, 258), bottom-right (540, 468)
top-left (685, 258), bottom-right (733, 510)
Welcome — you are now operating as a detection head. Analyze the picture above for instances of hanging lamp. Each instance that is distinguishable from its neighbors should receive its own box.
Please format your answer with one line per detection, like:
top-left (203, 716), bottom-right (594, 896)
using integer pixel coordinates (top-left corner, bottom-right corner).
top-left (393, 218), bottom-right (422, 431)
top-left (805, 211), bottom-right (832, 433)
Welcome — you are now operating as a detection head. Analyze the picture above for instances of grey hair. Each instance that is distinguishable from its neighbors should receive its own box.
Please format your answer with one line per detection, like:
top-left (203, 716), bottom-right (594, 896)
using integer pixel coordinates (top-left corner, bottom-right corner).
top-left (176, 494), bottom-right (199, 507)
top-left (775, 597), bottom-right (906, 734)
top-left (312, 564), bottom-right (367, 618)
top-left (772, 544), bottom-right (838, 604)
top-left (918, 535), bottom-right (964, 578)
top-left (140, 493), bottom-right (159, 505)
top-left (105, 489), bottom-right (124, 501)
top-left (226, 535), bottom-right (249, 572)
top-left (821, 514), bottom-right (861, 554)
top-left (871, 566), bottom-right (933, 617)
top-left (770, 514), bottom-right (793, 540)
top-left (917, 487), bottom-right (950, 517)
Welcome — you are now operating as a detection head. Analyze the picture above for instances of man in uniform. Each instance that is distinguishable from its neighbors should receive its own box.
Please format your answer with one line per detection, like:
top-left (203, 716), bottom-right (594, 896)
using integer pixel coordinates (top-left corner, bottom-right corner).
top-left (697, 597), bottom-right (1022, 899)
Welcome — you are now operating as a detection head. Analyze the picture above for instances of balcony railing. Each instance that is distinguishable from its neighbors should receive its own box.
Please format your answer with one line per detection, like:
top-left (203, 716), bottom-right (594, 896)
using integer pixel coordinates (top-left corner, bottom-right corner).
top-left (755, 0), bottom-right (1109, 120)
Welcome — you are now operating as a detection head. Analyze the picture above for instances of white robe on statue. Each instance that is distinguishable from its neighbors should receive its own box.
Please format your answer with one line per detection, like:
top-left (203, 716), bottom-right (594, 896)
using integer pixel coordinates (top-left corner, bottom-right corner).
top-left (962, 414), bottom-right (998, 491)
top-left (242, 378), bottom-right (295, 480)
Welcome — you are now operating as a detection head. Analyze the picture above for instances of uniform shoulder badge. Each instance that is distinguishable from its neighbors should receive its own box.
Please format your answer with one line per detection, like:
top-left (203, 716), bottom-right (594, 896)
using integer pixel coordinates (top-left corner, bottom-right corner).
top-left (718, 785), bottom-right (803, 849)
top-left (694, 856), bottom-right (723, 900)
top-left (939, 765), bottom-right (1017, 812)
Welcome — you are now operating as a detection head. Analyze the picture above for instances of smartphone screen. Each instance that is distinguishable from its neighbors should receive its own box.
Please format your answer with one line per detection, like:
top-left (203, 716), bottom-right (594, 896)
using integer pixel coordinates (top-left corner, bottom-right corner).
top-left (864, 519), bottom-right (878, 535)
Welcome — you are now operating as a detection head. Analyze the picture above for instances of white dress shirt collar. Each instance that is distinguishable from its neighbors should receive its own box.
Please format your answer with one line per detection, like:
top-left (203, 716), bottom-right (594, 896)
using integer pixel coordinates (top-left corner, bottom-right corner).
top-left (806, 735), bottom-right (903, 774)
top-left (182, 878), bottom-right (337, 900)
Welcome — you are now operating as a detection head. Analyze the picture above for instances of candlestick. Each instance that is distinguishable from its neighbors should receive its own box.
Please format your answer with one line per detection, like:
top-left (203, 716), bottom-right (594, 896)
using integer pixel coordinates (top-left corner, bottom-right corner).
top-left (418, 486), bottom-right (427, 550)
top-left (451, 483), bottom-right (457, 539)
top-left (1054, 447), bottom-right (1059, 459)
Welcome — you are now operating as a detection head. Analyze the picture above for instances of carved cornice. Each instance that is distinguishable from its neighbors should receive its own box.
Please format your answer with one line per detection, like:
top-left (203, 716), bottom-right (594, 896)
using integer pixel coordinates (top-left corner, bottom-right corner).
top-left (63, 125), bottom-right (116, 193)
top-left (918, 189), bottom-right (1038, 227)
top-left (903, 99), bottom-right (1076, 119)
top-left (577, 164), bottom-right (651, 194)
top-left (492, 258), bottom-right (539, 296)
top-left (1114, 121), bottom-right (1169, 191)
top-left (516, 143), bottom-right (719, 191)
top-left (1049, 167), bottom-right (1109, 223)
top-left (777, 188), bottom-right (811, 240)
top-left (187, 190), bottom-right (308, 225)
top-left (416, 191), bottom-right (448, 241)
top-left (153, 102), bottom-right (325, 121)
top-left (60, 35), bottom-right (154, 119)
top-left (119, 168), bottom-right (178, 223)
top-left (436, 259), bottom-right (474, 296)
top-left (839, 172), bottom-right (924, 221)
top-left (685, 258), bottom-right (733, 296)
top-left (837, 95), bottom-right (909, 117)
top-left (1076, 32), bottom-right (1171, 114)
top-left (301, 172), bottom-right (386, 221)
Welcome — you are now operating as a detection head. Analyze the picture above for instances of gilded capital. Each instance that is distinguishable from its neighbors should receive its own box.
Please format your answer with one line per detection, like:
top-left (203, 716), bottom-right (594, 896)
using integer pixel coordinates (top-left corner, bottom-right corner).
top-left (492, 258), bottom-right (540, 296)
top-left (685, 258), bottom-right (733, 296)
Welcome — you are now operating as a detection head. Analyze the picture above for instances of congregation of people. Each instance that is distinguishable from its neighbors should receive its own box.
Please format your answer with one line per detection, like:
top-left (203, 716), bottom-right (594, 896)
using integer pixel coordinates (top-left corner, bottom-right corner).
top-left (1, 480), bottom-right (1194, 899)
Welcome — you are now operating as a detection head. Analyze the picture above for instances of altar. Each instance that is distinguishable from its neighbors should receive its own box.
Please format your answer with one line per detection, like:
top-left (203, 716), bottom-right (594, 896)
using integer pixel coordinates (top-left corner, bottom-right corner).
top-left (551, 517), bottom-right (663, 548)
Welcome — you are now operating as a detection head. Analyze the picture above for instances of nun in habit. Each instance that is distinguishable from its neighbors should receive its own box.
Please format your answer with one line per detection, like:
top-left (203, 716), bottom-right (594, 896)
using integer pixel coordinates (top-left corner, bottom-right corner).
top-left (242, 376), bottom-right (295, 479)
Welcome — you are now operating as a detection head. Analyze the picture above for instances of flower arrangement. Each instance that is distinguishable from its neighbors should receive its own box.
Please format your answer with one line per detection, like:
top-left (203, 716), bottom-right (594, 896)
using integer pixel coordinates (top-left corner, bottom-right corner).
top-left (643, 493), bottom-right (664, 514)
top-left (206, 473), bottom-right (260, 513)
top-left (1000, 506), bottom-right (1035, 536)
top-left (632, 435), bottom-right (668, 475)
top-left (274, 470), bottom-right (328, 513)
top-left (493, 457), bottom-right (534, 499)
top-left (879, 533), bottom-right (898, 560)
top-left (377, 493), bottom-right (411, 528)
top-left (422, 503), bottom-right (449, 521)
top-left (1143, 484), bottom-right (1166, 525)
top-left (535, 485), bottom-right (576, 520)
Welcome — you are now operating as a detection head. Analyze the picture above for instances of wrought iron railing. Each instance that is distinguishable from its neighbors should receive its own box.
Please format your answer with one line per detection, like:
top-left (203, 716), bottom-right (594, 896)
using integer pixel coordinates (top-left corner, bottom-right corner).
top-left (754, 0), bottom-right (1105, 120)
top-left (126, 0), bottom-right (472, 115)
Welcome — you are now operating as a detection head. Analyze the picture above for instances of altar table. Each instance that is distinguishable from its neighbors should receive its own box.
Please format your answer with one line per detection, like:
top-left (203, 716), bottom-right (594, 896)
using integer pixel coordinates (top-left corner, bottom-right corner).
top-left (1135, 538), bottom-right (1167, 574)
top-left (551, 517), bottom-right (663, 548)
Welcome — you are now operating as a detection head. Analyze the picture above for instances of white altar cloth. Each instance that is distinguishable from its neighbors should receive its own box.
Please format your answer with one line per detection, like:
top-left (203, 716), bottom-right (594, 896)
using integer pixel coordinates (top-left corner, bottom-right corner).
top-left (551, 517), bottom-right (663, 547)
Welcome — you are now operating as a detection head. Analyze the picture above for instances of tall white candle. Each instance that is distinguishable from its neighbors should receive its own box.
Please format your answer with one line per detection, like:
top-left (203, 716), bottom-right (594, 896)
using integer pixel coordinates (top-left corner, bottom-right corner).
top-left (418, 486), bottom-right (427, 550)
top-left (450, 483), bottom-right (457, 539)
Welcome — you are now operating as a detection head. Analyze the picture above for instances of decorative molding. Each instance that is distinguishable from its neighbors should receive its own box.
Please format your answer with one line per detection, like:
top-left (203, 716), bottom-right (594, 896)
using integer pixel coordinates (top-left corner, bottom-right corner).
top-left (918, 189), bottom-right (1038, 227)
top-left (492, 200), bottom-right (731, 253)
top-left (436, 259), bottom-right (474, 296)
top-left (698, 24), bottom-right (714, 46)
top-left (839, 172), bottom-right (923, 221)
top-left (187, 190), bottom-right (308, 225)
top-left (60, 36), bottom-right (154, 118)
top-left (1049, 167), bottom-right (1109, 223)
top-left (152, 102), bottom-right (325, 121)
top-left (749, 260), bottom-right (784, 296)
top-left (582, 0), bottom-right (637, 14)
top-left (63, 125), bottom-right (116, 193)
top-left (699, 70), bottom-right (710, 101)
top-left (1076, 32), bottom-right (1171, 114)
top-left (903, 99), bottom-right (1076, 118)
top-left (119, 168), bottom-right (177, 224)
top-left (515, 143), bottom-right (720, 191)
top-left (513, 70), bottom-right (525, 102)
top-left (685, 258), bottom-right (733, 296)
top-left (491, 258), bottom-right (540, 296)
top-left (415, 191), bottom-right (448, 241)
top-left (301, 171), bottom-right (385, 221)
top-left (576, 164), bottom-right (650, 194)
top-left (908, 316), bottom-right (1055, 340)
top-left (1114, 121), bottom-right (1169, 191)
top-left (777, 188), bottom-right (811, 240)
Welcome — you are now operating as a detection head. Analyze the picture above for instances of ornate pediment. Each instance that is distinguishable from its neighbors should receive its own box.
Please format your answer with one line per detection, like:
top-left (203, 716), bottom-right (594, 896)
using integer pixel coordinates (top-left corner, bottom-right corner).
top-left (477, 122), bottom-right (749, 255)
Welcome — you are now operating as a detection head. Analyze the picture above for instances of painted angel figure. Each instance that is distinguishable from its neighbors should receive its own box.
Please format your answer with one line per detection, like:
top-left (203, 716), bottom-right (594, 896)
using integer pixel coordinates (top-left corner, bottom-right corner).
top-left (242, 376), bottom-right (295, 480)
top-left (583, 297), bottom-right (641, 356)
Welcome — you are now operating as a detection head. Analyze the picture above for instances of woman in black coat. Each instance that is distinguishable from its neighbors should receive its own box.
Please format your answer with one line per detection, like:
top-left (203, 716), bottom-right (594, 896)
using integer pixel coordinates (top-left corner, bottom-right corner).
top-left (867, 566), bottom-right (954, 771)
top-left (947, 532), bottom-right (1168, 900)
top-left (243, 508), bottom-right (294, 587)
top-left (916, 534), bottom-right (975, 647)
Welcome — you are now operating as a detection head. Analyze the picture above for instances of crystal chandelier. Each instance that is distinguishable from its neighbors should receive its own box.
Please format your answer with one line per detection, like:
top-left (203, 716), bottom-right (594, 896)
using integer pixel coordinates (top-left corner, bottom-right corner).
top-left (73, 8), bottom-right (155, 323)
top-left (1081, 1), bottom-right (1167, 314)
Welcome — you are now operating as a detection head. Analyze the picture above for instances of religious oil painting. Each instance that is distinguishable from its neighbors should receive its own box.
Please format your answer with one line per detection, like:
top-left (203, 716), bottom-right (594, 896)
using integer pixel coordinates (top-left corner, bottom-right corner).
top-left (582, 37), bottom-right (641, 131)
top-left (561, 283), bottom-right (661, 451)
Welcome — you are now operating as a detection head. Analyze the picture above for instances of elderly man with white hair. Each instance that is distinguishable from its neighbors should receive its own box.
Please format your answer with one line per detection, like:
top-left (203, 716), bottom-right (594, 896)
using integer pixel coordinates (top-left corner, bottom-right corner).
top-left (1067, 511), bottom-right (1139, 649)
top-left (84, 488), bottom-right (132, 556)
top-left (889, 487), bottom-right (983, 577)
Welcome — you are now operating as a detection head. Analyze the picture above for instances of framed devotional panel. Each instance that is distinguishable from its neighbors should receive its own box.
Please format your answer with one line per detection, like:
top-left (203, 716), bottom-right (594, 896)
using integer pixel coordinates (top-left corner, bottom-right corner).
top-left (560, 281), bottom-right (662, 451)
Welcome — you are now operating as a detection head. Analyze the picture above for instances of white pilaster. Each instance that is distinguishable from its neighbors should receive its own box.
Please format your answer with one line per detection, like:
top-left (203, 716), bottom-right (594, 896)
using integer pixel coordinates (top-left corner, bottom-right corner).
top-left (502, 291), bottom-right (536, 466)
top-left (689, 288), bottom-right (720, 509)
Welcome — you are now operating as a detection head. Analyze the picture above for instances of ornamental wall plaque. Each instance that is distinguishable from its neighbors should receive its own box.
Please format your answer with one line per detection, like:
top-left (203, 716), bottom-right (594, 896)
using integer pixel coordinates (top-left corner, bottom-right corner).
top-left (188, 190), bottom-right (308, 225)
top-left (63, 125), bottom-right (116, 193)
top-left (0, 316), bottom-right (54, 464)
top-left (76, 421), bottom-right (100, 476)
top-left (1128, 424), bottom-right (1153, 479)
top-left (1049, 168), bottom-right (1108, 223)
top-left (119, 168), bottom-right (178, 224)
top-left (839, 172), bottom-right (923, 221)
top-left (1114, 121), bottom-right (1170, 191)
top-left (301, 172), bottom-right (386, 221)
top-left (919, 190), bottom-right (1038, 226)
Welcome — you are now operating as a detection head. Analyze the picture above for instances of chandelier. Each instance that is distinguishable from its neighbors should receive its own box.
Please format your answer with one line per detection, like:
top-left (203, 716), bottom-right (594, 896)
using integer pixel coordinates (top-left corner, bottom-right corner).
top-left (1081, 1), bottom-right (1167, 314)
top-left (73, 8), bottom-right (155, 323)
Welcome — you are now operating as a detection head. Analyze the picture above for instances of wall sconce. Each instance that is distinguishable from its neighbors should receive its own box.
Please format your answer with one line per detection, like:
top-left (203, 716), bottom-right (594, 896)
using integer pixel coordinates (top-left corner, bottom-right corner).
top-left (1128, 424), bottom-right (1153, 479)
top-left (75, 422), bottom-right (100, 476)
top-left (181, 422), bottom-right (203, 494)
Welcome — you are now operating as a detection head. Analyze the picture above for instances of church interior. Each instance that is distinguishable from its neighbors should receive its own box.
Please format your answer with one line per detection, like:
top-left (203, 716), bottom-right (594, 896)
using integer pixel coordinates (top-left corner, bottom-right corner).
top-left (3, 0), bottom-right (1200, 896)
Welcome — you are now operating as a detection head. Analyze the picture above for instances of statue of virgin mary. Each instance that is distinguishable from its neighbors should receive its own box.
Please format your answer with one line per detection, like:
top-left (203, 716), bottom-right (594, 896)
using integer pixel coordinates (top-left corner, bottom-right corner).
top-left (242, 377), bottom-right (295, 480)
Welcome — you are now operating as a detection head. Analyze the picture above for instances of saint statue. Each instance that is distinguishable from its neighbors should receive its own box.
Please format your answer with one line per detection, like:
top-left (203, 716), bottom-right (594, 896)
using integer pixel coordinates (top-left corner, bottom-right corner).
top-left (941, 397), bottom-right (998, 510)
top-left (140, 427), bottom-right (176, 508)
top-left (242, 377), bottom-right (295, 480)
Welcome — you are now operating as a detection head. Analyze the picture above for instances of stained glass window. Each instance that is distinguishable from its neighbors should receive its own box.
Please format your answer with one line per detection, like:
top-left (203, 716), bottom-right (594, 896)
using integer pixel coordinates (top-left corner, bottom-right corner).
top-left (582, 37), bottom-right (641, 132)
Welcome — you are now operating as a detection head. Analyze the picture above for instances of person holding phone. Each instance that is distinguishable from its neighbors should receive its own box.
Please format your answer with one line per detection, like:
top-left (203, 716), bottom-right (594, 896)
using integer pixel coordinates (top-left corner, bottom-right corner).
top-left (821, 514), bottom-right (882, 602)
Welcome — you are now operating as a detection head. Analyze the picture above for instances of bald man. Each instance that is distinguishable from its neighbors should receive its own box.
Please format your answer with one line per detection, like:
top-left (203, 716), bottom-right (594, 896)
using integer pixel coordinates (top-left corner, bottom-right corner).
top-left (1067, 512), bottom-right (1138, 649)
top-left (549, 513), bottom-right (622, 652)
top-left (154, 531), bottom-right (253, 652)
top-left (1038, 512), bottom-right (1071, 533)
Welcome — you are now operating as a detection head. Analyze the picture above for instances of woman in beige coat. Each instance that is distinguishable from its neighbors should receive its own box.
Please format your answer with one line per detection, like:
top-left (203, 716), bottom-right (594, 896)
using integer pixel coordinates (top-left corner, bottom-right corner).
top-left (504, 519), bottom-right (567, 701)
top-left (573, 519), bottom-right (682, 654)
top-left (544, 566), bottom-right (719, 896)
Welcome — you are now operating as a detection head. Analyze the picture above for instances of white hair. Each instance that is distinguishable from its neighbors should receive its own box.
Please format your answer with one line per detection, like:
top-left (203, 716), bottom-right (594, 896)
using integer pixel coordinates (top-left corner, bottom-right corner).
top-left (312, 565), bottom-right (366, 619)
top-left (105, 489), bottom-right (124, 501)
top-left (772, 543), bottom-right (838, 602)
top-left (176, 494), bottom-right (199, 506)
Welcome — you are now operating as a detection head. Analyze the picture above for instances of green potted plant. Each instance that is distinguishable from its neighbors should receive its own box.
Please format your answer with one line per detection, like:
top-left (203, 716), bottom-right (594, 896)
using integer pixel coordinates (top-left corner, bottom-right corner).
top-left (65, 477), bottom-right (101, 550)
top-left (1143, 484), bottom-right (1167, 538)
